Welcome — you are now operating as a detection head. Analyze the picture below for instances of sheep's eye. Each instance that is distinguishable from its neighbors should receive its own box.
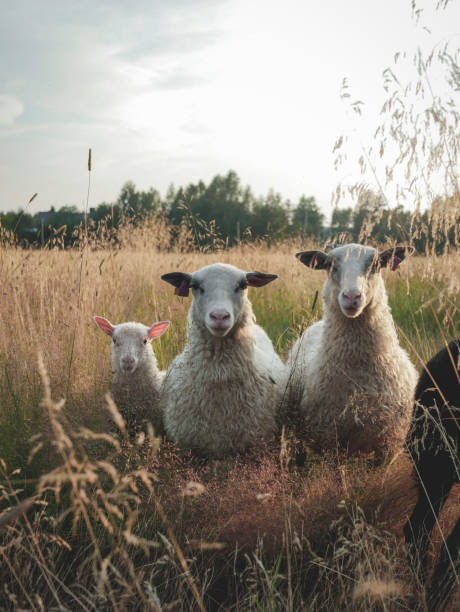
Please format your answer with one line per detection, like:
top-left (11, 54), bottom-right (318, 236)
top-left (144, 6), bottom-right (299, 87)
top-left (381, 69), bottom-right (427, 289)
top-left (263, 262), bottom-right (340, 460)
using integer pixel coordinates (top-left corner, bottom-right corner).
top-left (330, 264), bottom-right (339, 277)
top-left (236, 280), bottom-right (248, 292)
top-left (190, 282), bottom-right (204, 294)
top-left (143, 338), bottom-right (148, 345)
top-left (112, 337), bottom-right (117, 345)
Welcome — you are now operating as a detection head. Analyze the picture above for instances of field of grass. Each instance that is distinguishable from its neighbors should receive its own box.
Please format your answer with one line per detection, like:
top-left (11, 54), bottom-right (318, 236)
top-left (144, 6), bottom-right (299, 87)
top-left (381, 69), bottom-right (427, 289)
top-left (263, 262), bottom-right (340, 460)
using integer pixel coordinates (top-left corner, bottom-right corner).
top-left (0, 232), bottom-right (459, 610)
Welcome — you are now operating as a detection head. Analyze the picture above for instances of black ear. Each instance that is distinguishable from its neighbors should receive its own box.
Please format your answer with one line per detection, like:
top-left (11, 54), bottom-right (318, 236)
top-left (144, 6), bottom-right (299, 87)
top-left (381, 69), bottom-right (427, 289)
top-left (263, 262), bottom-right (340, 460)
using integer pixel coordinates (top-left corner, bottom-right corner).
top-left (378, 246), bottom-right (415, 271)
top-left (160, 272), bottom-right (192, 288)
top-left (246, 272), bottom-right (278, 287)
top-left (296, 250), bottom-right (330, 270)
top-left (161, 272), bottom-right (192, 296)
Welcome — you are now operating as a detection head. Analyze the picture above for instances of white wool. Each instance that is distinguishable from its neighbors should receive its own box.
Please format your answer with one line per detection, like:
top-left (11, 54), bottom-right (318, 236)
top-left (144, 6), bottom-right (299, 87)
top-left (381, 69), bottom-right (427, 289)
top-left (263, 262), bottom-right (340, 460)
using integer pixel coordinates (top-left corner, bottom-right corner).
top-left (160, 263), bottom-right (287, 456)
top-left (96, 320), bottom-right (167, 435)
top-left (288, 244), bottom-right (418, 458)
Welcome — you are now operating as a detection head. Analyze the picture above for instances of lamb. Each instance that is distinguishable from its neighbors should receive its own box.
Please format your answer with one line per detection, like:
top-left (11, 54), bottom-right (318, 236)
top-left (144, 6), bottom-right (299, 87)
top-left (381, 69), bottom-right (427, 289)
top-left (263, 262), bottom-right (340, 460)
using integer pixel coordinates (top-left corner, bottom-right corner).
top-left (288, 243), bottom-right (418, 459)
top-left (159, 263), bottom-right (287, 456)
top-left (403, 339), bottom-right (460, 610)
top-left (94, 316), bottom-right (170, 436)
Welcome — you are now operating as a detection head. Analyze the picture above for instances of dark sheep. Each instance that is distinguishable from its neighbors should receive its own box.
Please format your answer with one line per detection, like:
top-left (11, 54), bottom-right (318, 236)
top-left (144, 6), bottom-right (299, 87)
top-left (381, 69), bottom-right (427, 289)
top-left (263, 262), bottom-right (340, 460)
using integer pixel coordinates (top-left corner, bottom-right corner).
top-left (404, 339), bottom-right (460, 610)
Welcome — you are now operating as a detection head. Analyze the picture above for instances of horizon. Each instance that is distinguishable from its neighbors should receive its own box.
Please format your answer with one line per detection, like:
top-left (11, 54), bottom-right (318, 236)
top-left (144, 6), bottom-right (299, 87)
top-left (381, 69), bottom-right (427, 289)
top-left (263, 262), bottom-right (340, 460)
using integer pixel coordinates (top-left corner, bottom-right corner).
top-left (2, 168), bottom-right (447, 229)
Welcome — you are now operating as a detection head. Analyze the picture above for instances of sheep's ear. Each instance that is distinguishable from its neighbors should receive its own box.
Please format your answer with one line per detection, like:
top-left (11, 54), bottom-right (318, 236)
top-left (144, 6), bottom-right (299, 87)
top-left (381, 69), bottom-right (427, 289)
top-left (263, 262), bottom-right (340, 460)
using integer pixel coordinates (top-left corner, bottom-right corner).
top-left (161, 272), bottom-right (192, 296)
top-left (296, 250), bottom-right (330, 270)
top-left (246, 272), bottom-right (278, 287)
top-left (379, 246), bottom-right (415, 271)
top-left (148, 321), bottom-right (170, 339)
top-left (94, 316), bottom-right (114, 337)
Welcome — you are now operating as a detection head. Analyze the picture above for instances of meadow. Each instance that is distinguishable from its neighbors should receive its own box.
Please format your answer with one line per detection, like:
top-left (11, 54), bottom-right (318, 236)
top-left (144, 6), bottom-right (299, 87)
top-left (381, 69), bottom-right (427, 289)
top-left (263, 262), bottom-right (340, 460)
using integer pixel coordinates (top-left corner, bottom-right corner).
top-left (0, 221), bottom-right (459, 610)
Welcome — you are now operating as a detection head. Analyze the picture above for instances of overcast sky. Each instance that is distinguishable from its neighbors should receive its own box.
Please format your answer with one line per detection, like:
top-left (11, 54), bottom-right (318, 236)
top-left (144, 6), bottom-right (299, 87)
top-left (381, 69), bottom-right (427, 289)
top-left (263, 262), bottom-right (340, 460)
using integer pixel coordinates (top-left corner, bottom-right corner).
top-left (0, 0), bottom-right (459, 216)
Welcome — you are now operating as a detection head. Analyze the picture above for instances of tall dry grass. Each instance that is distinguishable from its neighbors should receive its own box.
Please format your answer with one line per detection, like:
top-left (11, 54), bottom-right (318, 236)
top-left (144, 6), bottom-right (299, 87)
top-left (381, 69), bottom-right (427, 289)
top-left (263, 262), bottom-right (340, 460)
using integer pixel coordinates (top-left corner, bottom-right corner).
top-left (0, 214), bottom-right (458, 609)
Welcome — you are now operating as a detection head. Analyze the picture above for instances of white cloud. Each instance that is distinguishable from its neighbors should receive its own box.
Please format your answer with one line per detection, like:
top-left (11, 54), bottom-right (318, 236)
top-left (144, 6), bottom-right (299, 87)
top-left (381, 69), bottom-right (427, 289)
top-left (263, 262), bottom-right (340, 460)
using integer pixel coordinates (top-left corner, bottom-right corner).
top-left (0, 0), bottom-right (459, 213)
top-left (0, 95), bottom-right (24, 126)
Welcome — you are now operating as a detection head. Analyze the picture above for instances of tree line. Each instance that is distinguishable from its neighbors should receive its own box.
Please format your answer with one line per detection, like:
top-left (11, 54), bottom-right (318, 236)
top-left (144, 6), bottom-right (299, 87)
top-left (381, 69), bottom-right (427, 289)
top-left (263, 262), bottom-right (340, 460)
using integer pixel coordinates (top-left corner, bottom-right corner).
top-left (1, 170), bottom-right (458, 252)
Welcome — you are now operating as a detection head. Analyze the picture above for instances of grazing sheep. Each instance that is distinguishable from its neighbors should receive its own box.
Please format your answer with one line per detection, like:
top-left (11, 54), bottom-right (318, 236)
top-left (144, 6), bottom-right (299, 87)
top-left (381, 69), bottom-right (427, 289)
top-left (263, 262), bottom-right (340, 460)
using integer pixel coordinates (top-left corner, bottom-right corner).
top-left (94, 317), bottom-right (170, 435)
top-left (160, 263), bottom-right (286, 456)
top-left (288, 243), bottom-right (418, 458)
top-left (404, 339), bottom-right (460, 610)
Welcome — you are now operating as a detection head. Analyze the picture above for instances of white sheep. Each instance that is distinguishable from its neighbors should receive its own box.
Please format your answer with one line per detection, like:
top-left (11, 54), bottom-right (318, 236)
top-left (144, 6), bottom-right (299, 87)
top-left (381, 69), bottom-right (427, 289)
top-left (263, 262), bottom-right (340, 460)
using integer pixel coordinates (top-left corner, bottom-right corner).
top-left (288, 243), bottom-right (418, 459)
top-left (94, 317), bottom-right (170, 435)
top-left (159, 263), bottom-right (287, 456)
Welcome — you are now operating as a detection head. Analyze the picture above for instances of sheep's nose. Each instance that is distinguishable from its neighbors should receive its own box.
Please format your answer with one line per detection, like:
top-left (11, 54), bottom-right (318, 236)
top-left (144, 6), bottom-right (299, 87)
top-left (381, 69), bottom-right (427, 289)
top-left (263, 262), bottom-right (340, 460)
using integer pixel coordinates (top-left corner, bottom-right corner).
top-left (210, 310), bottom-right (231, 324)
top-left (122, 356), bottom-right (135, 371)
top-left (342, 290), bottom-right (362, 308)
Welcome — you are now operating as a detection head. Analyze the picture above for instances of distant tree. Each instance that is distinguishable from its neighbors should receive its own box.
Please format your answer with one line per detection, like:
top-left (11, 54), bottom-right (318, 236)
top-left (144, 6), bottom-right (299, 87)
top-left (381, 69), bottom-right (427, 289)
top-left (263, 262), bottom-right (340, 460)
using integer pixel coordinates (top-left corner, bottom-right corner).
top-left (91, 202), bottom-right (122, 228)
top-left (138, 187), bottom-right (161, 216)
top-left (9, 172), bottom-right (457, 252)
top-left (350, 191), bottom-right (385, 242)
top-left (251, 190), bottom-right (290, 241)
top-left (0, 210), bottom-right (37, 243)
top-left (291, 196), bottom-right (324, 239)
top-left (44, 206), bottom-right (85, 245)
top-left (92, 203), bottom-right (112, 221)
top-left (59, 205), bottom-right (79, 213)
top-left (117, 181), bottom-right (161, 217)
top-left (167, 181), bottom-right (207, 226)
top-left (117, 181), bottom-right (137, 213)
top-left (373, 206), bottom-right (414, 244)
top-left (330, 207), bottom-right (353, 238)
top-left (163, 183), bottom-right (176, 213)
top-left (167, 171), bottom-right (255, 243)
top-left (201, 171), bottom-right (253, 241)
top-left (329, 190), bottom-right (425, 246)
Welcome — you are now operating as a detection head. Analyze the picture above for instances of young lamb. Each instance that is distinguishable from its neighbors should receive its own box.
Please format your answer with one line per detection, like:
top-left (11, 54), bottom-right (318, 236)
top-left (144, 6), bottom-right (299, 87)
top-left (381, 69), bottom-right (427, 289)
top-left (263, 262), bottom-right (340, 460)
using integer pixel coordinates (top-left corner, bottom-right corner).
top-left (404, 339), bottom-right (460, 610)
top-left (288, 243), bottom-right (418, 459)
top-left (160, 263), bottom-right (287, 456)
top-left (94, 317), bottom-right (170, 435)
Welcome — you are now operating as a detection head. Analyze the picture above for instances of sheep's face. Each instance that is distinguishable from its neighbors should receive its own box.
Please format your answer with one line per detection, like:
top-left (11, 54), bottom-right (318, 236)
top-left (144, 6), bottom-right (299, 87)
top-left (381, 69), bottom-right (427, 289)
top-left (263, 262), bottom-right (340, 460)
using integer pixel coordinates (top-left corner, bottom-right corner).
top-left (326, 244), bottom-right (380, 318)
top-left (161, 264), bottom-right (277, 338)
top-left (296, 244), bottom-right (413, 319)
top-left (94, 318), bottom-right (169, 373)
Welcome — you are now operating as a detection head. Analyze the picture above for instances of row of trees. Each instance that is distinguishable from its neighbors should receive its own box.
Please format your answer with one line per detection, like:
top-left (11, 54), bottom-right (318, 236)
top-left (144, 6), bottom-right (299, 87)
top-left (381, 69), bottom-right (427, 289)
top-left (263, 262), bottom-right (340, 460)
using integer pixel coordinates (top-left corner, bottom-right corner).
top-left (1, 171), bottom-right (325, 245)
top-left (1, 170), bottom-right (459, 251)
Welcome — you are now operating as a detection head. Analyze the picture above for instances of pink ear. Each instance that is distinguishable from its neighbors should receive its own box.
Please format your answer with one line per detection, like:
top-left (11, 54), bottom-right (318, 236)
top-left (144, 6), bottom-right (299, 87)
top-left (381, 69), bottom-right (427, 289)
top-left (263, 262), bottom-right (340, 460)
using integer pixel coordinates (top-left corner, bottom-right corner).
top-left (148, 320), bottom-right (170, 339)
top-left (94, 316), bottom-right (114, 337)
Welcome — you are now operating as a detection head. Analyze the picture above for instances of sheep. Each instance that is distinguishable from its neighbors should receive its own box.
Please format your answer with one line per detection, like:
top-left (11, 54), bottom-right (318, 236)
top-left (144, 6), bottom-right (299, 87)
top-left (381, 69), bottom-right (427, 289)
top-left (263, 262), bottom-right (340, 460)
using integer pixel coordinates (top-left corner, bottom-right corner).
top-left (159, 263), bottom-right (287, 456)
top-left (403, 339), bottom-right (460, 610)
top-left (288, 243), bottom-right (418, 459)
top-left (94, 316), bottom-right (170, 436)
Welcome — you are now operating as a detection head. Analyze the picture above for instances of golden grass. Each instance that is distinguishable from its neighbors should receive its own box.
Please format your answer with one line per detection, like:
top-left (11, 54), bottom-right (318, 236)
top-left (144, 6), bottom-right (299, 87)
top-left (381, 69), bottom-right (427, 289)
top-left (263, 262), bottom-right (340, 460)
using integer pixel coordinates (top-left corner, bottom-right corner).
top-left (0, 229), bottom-right (458, 610)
